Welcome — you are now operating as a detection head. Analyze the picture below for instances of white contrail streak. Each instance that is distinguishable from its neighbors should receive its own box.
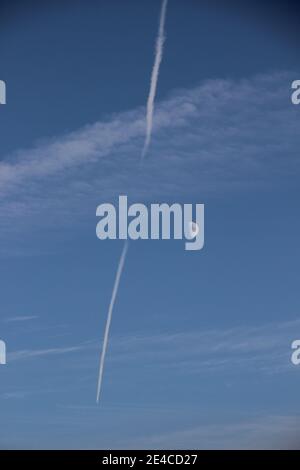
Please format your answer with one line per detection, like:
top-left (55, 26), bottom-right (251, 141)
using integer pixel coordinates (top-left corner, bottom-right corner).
top-left (96, 241), bottom-right (129, 403)
top-left (141, 0), bottom-right (168, 162)
top-left (96, 0), bottom-right (169, 404)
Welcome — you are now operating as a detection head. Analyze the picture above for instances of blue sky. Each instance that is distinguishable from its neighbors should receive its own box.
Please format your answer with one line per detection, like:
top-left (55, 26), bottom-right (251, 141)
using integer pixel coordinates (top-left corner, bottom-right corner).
top-left (0, 0), bottom-right (300, 449)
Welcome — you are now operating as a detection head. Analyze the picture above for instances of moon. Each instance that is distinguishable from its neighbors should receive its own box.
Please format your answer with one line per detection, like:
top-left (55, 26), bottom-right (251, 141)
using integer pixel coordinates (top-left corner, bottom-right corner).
top-left (189, 221), bottom-right (199, 239)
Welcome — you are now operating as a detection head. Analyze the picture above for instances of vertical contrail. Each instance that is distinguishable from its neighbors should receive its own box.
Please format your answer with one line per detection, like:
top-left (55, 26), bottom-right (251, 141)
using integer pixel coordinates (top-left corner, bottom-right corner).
top-left (96, 241), bottom-right (129, 403)
top-left (96, 0), bottom-right (169, 404)
top-left (141, 0), bottom-right (168, 162)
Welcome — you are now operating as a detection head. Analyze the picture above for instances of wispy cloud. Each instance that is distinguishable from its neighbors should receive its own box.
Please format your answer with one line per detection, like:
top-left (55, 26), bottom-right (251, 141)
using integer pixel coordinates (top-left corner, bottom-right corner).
top-left (4, 316), bottom-right (299, 373)
top-left (0, 72), bottom-right (299, 253)
top-left (105, 317), bottom-right (299, 376)
top-left (8, 344), bottom-right (88, 362)
top-left (1, 390), bottom-right (35, 400)
top-left (127, 414), bottom-right (300, 449)
top-left (4, 315), bottom-right (38, 323)
top-left (1, 72), bottom-right (298, 195)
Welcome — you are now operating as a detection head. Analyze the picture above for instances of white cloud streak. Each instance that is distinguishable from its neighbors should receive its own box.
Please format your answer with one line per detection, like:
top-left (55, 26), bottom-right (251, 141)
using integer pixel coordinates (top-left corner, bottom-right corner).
top-left (8, 344), bottom-right (86, 362)
top-left (141, 0), bottom-right (168, 162)
top-left (4, 315), bottom-right (38, 323)
top-left (96, 241), bottom-right (129, 403)
top-left (0, 73), bottom-right (297, 202)
top-left (105, 317), bottom-right (299, 376)
top-left (96, 0), bottom-right (168, 404)
top-left (0, 72), bottom-right (299, 255)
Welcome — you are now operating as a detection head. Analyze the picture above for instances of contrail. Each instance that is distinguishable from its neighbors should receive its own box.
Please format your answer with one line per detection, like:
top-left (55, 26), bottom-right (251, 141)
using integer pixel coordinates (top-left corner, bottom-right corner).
top-left (96, 240), bottom-right (129, 403)
top-left (141, 0), bottom-right (168, 163)
top-left (96, 0), bottom-right (169, 404)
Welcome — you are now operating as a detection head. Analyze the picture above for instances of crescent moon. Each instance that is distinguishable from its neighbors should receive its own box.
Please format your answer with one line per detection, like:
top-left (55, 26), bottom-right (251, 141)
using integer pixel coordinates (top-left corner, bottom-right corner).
top-left (189, 221), bottom-right (199, 238)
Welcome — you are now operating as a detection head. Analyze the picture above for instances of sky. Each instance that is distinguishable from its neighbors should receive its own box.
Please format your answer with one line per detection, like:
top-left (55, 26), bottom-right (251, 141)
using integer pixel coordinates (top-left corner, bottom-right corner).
top-left (0, 0), bottom-right (300, 449)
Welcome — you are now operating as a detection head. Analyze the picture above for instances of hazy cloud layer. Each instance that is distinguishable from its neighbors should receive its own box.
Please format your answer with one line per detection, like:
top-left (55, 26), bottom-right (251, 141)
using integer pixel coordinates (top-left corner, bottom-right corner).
top-left (6, 317), bottom-right (298, 374)
top-left (127, 414), bottom-right (300, 450)
top-left (0, 71), bottom-right (299, 252)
